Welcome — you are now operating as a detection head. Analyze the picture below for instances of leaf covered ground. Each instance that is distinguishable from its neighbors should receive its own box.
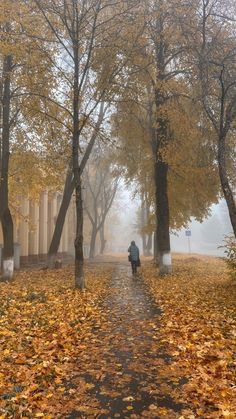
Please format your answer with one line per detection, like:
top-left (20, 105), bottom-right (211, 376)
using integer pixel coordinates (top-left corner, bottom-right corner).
top-left (0, 265), bottom-right (112, 418)
top-left (0, 256), bottom-right (235, 418)
top-left (142, 255), bottom-right (236, 418)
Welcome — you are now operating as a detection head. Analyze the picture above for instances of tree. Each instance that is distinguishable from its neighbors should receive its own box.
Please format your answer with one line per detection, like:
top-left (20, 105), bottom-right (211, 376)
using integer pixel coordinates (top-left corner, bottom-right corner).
top-left (109, 0), bottom-right (187, 273)
top-left (0, 0), bottom-right (61, 279)
top-left (84, 153), bottom-right (119, 259)
top-left (47, 101), bottom-right (107, 267)
top-left (112, 72), bottom-right (219, 265)
top-left (33, 0), bottom-right (109, 288)
top-left (139, 190), bottom-right (153, 256)
top-left (34, 0), bottom-right (140, 287)
top-left (110, 0), bottom-right (223, 273)
top-left (0, 25), bottom-right (14, 280)
top-left (188, 0), bottom-right (236, 237)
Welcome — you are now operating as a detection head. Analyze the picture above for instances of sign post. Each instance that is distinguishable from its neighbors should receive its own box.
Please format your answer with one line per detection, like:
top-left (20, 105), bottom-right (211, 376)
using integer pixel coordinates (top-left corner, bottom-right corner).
top-left (185, 230), bottom-right (191, 253)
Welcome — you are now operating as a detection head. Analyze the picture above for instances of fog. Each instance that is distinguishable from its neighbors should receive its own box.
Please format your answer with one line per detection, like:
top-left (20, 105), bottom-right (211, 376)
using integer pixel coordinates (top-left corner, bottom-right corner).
top-left (170, 200), bottom-right (233, 257)
top-left (106, 189), bottom-right (142, 254)
top-left (107, 187), bottom-right (233, 257)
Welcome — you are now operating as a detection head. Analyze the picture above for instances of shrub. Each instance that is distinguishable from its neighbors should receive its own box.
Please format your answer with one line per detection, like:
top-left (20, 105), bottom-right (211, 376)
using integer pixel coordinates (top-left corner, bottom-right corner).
top-left (223, 236), bottom-right (236, 280)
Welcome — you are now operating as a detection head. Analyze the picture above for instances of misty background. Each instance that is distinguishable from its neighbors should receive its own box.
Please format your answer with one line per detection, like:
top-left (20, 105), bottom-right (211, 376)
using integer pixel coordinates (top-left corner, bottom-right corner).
top-left (106, 185), bottom-right (232, 257)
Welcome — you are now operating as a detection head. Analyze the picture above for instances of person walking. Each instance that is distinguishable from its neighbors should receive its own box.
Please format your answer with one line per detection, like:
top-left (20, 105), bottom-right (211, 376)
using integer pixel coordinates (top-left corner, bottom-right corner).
top-left (128, 240), bottom-right (140, 274)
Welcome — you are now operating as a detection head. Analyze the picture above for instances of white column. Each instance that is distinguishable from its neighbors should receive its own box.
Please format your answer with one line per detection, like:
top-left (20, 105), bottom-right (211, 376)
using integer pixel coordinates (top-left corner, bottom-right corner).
top-left (19, 197), bottom-right (29, 257)
top-left (39, 191), bottom-right (48, 255)
top-left (29, 201), bottom-right (39, 256)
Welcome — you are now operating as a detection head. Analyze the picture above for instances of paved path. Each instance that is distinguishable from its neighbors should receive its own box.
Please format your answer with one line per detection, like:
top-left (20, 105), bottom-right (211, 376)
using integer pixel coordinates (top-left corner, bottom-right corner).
top-left (67, 264), bottom-right (186, 418)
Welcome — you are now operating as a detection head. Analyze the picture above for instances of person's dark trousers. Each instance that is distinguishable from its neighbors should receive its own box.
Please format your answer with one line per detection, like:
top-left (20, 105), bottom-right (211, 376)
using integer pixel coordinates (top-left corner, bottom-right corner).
top-left (131, 261), bottom-right (137, 274)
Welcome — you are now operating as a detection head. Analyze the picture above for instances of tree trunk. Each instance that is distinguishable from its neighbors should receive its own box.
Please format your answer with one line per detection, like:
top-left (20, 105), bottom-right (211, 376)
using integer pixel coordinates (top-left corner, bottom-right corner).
top-left (99, 223), bottom-right (106, 254)
top-left (151, 117), bottom-right (171, 272)
top-left (74, 169), bottom-right (85, 288)
top-left (147, 233), bottom-right (152, 256)
top-left (73, 32), bottom-right (85, 289)
top-left (1, 208), bottom-right (14, 279)
top-left (47, 103), bottom-right (105, 267)
top-left (154, 160), bottom-right (172, 274)
top-left (218, 135), bottom-right (236, 237)
top-left (0, 53), bottom-right (14, 280)
top-left (140, 197), bottom-right (147, 255)
top-left (153, 231), bottom-right (159, 266)
top-left (89, 225), bottom-right (97, 259)
top-left (142, 234), bottom-right (147, 256)
top-left (145, 201), bottom-right (152, 256)
top-left (0, 76), bottom-right (3, 168)
top-left (152, 3), bottom-right (172, 275)
top-left (47, 171), bottom-right (74, 267)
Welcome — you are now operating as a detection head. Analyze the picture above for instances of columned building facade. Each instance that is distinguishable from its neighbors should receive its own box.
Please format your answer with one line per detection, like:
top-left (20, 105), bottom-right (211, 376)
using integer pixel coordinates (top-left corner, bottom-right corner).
top-left (0, 192), bottom-right (76, 266)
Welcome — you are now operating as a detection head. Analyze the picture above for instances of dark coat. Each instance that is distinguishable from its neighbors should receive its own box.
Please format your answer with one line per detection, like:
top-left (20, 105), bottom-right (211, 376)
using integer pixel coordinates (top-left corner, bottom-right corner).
top-left (128, 244), bottom-right (139, 262)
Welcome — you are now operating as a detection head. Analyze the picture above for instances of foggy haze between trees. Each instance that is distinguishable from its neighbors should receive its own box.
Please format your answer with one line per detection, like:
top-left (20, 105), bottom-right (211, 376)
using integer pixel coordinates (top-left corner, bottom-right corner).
top-left (109, 189), bottom-right (232, 257)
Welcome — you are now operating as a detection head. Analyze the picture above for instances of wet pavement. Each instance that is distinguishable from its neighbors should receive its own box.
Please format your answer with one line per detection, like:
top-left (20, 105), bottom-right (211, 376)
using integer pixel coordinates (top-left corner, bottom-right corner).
top-left (67, 264), bottom-right (187, 418)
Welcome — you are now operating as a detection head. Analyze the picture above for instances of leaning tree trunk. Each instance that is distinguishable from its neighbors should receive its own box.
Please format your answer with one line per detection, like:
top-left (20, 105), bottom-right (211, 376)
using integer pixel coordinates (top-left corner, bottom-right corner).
top-left (47, 103), bottom-right (105, 267)
top-left (47, 170), bottom-right (74, 267)
top-left (218, 134), bottom-right (236, 237)
top-left (154, 160), bottom-right (171, 274)
top-left (0, 53), bottom-right (14, 280)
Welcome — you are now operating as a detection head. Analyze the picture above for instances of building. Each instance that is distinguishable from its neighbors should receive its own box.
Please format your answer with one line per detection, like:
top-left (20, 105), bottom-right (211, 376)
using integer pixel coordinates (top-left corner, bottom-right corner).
top-left (0, 191), bottom-right (90, 269)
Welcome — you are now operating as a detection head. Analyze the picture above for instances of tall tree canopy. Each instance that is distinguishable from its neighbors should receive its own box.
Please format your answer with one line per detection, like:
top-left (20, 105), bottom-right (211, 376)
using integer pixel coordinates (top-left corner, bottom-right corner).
top-left (1, 0), bottom-right (235, 282)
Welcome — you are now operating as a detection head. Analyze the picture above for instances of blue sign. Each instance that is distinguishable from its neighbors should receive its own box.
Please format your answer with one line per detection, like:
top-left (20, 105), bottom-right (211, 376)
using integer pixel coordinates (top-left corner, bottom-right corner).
top-left (185, 230), bottom-right (191, 237)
